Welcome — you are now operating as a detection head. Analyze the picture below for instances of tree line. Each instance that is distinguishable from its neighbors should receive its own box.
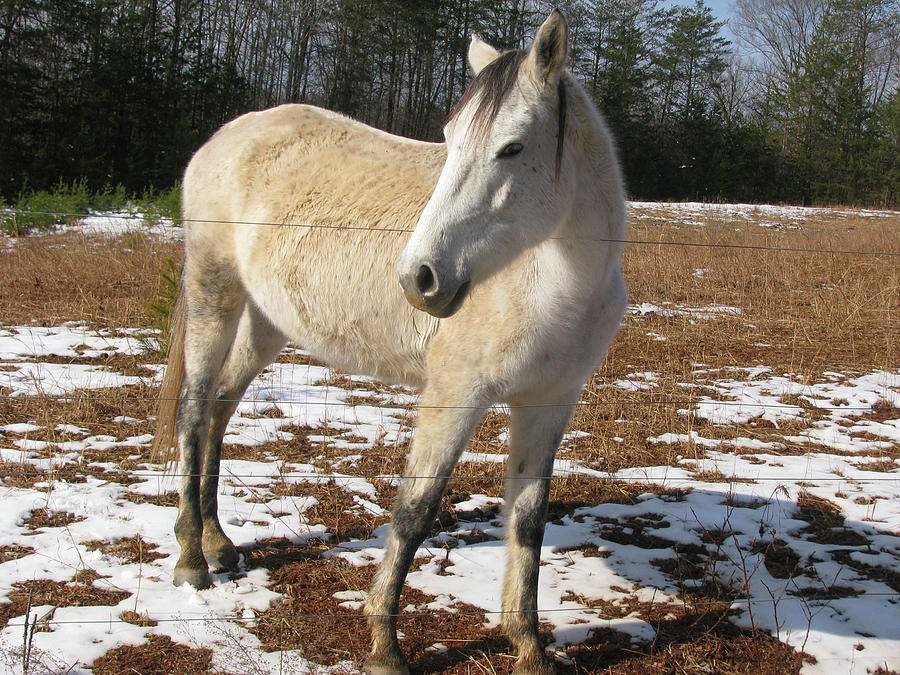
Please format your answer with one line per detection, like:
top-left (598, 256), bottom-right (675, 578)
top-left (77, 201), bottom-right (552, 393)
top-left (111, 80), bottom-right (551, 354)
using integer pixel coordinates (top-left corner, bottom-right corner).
top-left (1, 0), bottom-right (898, 206)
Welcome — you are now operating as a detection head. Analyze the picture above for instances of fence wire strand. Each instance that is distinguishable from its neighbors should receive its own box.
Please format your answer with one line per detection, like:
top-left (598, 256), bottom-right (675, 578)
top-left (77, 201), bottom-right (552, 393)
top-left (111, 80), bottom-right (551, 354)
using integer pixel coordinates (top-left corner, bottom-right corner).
top-left (1, 467), bottom-right (898, 482)
top-left (5, 589), bottom-right (900, 631)
top-left (1, 206), bottom-right (898, 658)
top-left (0, 391), bottom-right (886, 412)
top-left (2, 208), bottom-right (899, 256)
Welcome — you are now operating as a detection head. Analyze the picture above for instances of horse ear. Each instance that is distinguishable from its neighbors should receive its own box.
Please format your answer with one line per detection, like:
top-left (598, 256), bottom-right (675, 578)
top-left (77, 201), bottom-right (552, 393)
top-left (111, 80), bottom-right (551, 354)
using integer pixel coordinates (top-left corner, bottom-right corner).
top-left (526, 9), bottom-right (568, 86)
top-left (468, 34), bottom-right (500, 75)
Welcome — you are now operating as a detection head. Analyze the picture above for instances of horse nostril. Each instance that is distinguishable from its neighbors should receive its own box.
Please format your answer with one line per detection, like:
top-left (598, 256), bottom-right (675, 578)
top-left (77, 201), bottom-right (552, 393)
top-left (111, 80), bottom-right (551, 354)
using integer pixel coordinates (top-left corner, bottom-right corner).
top-left (416, 264), bottom-right (437, 296)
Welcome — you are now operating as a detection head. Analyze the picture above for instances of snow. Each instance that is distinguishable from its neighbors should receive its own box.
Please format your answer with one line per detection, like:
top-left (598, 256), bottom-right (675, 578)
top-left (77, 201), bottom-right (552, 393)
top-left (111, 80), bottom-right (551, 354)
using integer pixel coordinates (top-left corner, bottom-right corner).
top-left (0, 203), bottom-right (898, 674)
top-left (61, 211), bottom-right (182, 240)
top-left (628, 301), bottom-right (743, 320)
top-left (628, 201), bottom-right (899, 224)
top-left (0, 210), bottom-right (183, 244)
top-left (1, 321), bottom-right (896, 674)
top-left (0, 323), bottom-right (151, 361)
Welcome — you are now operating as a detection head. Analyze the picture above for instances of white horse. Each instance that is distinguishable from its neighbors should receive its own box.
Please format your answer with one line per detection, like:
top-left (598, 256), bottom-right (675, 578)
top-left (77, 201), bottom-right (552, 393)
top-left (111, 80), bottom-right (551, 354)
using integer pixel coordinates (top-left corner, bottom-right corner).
top-left (153, 10), bottom-right (627, 673)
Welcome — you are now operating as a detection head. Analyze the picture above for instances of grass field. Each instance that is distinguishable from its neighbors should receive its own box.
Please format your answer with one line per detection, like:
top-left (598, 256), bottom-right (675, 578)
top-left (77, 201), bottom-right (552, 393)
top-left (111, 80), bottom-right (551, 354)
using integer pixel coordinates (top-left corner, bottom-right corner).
top-left (0, 204), bottom-right (897, 674)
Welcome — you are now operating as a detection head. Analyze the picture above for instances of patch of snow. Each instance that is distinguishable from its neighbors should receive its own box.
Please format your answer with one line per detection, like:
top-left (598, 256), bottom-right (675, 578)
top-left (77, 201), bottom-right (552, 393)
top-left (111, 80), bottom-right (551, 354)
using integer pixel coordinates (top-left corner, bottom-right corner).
top-left (0, 313), bottom-right (898, 672)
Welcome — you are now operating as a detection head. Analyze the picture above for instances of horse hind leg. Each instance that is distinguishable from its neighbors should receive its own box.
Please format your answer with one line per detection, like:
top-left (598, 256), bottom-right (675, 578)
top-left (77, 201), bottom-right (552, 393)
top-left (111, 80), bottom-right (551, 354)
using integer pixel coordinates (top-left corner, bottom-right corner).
top-left (199, 301), bottom-right (287, 571)
top-left (502, 394), bottom-right (579, 674)
top-left (173, 264), bottom-right (245, 589)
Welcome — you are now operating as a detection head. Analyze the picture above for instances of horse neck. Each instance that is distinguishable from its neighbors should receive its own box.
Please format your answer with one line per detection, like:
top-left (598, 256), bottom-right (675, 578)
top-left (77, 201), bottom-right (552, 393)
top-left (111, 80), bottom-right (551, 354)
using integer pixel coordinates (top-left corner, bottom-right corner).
top-left (535, 81), bottom-right (626, 294)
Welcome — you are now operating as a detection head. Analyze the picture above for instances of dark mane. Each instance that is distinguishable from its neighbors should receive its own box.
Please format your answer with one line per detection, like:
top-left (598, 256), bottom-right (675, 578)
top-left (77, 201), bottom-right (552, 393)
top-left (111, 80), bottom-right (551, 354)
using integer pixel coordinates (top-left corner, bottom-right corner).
top-left (448, 49), bottom-right (568, 180)
top-left (448, 50), bottom-right (527, 140)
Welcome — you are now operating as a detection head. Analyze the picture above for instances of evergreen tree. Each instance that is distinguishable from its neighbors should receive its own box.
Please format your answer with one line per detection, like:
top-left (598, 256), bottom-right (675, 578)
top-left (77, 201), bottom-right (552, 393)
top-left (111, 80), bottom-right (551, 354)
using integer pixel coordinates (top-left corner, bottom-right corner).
top-left (0, 0), bottom-right (895, 206)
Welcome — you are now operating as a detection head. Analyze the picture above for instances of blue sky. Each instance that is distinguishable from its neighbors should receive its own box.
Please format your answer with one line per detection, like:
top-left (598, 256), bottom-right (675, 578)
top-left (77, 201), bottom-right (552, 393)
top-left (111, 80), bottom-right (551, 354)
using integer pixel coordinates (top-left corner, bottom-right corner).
top-left (705, 0), bottom-right (734, 22)
top-left (703, 0), bottom-right (736, 40)
top-left (661, 0), bottom-right (737, 39)
top-left (663, 0), bottom-right (734, 20)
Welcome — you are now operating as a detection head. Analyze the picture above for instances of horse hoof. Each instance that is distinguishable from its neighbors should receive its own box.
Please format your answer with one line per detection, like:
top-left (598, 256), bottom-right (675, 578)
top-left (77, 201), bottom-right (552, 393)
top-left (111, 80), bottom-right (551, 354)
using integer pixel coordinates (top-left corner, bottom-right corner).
top-left (204, 545), bottom-right (240, 572)
top-left (512, 654), bottom-right (555, 675)
top-left (362, 655), bottom-right (410, 675)
top-left (173, 566), bottom-right (212, 590)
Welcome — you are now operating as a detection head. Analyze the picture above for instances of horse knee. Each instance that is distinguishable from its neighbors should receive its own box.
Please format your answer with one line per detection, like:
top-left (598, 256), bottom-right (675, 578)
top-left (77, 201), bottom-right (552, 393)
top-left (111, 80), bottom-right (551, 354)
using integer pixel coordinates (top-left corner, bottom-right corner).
top-left (176, 378), bottom-right (210, 426)
top-left (509, 480), bottom-right (550, 547)
top-left (174, 508), bottom-right (199, 537)
top-left (392, 495), bottom-right (439, 543)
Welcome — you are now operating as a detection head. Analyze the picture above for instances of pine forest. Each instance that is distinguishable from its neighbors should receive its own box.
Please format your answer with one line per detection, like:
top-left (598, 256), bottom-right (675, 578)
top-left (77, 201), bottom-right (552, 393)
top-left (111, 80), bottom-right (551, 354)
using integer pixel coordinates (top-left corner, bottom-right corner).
top-left (1, 0), bottom-right (898, 206)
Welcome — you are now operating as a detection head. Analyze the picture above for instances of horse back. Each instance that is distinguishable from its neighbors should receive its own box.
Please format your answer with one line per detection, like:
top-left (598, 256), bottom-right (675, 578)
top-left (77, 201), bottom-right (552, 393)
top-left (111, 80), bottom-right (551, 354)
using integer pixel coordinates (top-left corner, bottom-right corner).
top-left (181, 104), bottom-right (447, 385)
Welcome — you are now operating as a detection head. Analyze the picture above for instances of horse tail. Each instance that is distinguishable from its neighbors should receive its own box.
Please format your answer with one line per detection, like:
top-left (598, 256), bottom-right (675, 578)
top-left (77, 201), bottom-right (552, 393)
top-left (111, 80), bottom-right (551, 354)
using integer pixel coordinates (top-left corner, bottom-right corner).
top-left (151, 281), bottom-right (187, 470)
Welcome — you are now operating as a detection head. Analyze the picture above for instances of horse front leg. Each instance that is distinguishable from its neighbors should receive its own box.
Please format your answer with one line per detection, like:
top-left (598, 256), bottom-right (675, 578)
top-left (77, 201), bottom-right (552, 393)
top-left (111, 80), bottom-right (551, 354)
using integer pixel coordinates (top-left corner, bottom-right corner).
top-left (502, 396), bottom-right (578, 674)
top-left (364, 395), bottom-right (484, 674)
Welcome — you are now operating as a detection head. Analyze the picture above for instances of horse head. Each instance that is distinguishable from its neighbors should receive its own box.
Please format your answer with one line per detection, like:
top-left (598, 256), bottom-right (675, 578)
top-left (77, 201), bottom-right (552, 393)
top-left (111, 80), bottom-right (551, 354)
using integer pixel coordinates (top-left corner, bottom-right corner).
top-left (398, 10), bottom-right (574, 318)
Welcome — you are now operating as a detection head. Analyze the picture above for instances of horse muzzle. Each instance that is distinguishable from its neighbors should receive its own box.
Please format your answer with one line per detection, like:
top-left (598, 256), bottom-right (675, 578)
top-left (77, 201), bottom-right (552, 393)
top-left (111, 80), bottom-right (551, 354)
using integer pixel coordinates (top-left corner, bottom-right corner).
top-left (397, 260), bottom-right (470, 318)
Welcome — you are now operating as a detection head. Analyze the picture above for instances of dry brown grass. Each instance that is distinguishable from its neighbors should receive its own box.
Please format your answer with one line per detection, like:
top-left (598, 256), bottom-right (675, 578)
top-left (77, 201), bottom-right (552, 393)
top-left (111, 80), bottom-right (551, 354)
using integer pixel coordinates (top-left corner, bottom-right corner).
top-left (0, 575), bottom-right (132, 630)
top-left (0, 230), bottom-right (182, 327)
top-left (0, 381), bottom-right (159, 446)
top-left (21, 508), bottom-right (85, 531)
top-left (622, 213), bottom-right (898, 374)
top-left (557, 212), bottom-right (899, 476)
top-left (81, 535), bottom-right (167, 564)
top-left (1, 208), bottom-right (897, 672)
top-left (0, 545), bottom-right (35, 563)
top-left (90, 634), bottom-right (214, 675)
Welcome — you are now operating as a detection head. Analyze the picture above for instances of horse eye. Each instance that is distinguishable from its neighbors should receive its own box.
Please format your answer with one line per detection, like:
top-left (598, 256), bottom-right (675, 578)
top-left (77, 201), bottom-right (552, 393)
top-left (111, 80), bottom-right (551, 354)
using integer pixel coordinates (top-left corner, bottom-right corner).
top-left (496, 142), bottom-right (523, 159)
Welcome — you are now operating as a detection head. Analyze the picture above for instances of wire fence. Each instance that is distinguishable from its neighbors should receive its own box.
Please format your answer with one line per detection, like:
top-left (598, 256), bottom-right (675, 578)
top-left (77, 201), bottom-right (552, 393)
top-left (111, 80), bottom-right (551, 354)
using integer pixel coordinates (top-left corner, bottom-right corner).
top-left (5, 588), bottom-right (900, 632)
top-left (1, 468), bottom-right (898, 482)
top-left (2, 208), bottom-right (899, 256)
top-left (1, 346), bottom-right (897, 487)
top-left (1, 206), bottom-right (898, 663)
top-left (0, 391), bottom-right (885, 412)
top-left (2, 386), bottom-right (896, 483)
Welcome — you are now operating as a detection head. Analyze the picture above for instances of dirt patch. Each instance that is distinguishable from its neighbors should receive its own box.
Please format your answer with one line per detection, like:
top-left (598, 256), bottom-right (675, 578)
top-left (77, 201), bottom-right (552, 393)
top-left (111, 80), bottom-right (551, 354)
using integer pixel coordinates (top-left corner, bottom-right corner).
top-left (689, 468), bottom-right (757, 484)
top-left (750, 539), bottom-right (804, 580)
top-left (653, 542), bottom-right (727, 584)
top-left (794, 491), bottom-right (869, 546)
top-left (246, 544), bottom-right (519, 672)
top-left (0, 576), bottom-right (132, 630)
top-left (0, 461), bottom-right (87, 489)
top-left (0, 544), bottom-right (35, 563)
top-left (81, 535), bottom-right (167, 564)
top-left (21, 508), bottom-right (85, 531)
top-left (562, 613), bottom-right (805, 674)
top-left (118, 609), bottom-right (158, 627)
top-left (269, 479), bottom-right (392, 543)
top-left (245, 543), bottom-right (374, 665)
top-left (120, 490), bottom-right (179, 507)
top-left (855, 459), bottom-right (898, 472)
top-left (831, 549), bottom-right (900, 593)
top-left (90, 634), bottom-right (214, 675)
